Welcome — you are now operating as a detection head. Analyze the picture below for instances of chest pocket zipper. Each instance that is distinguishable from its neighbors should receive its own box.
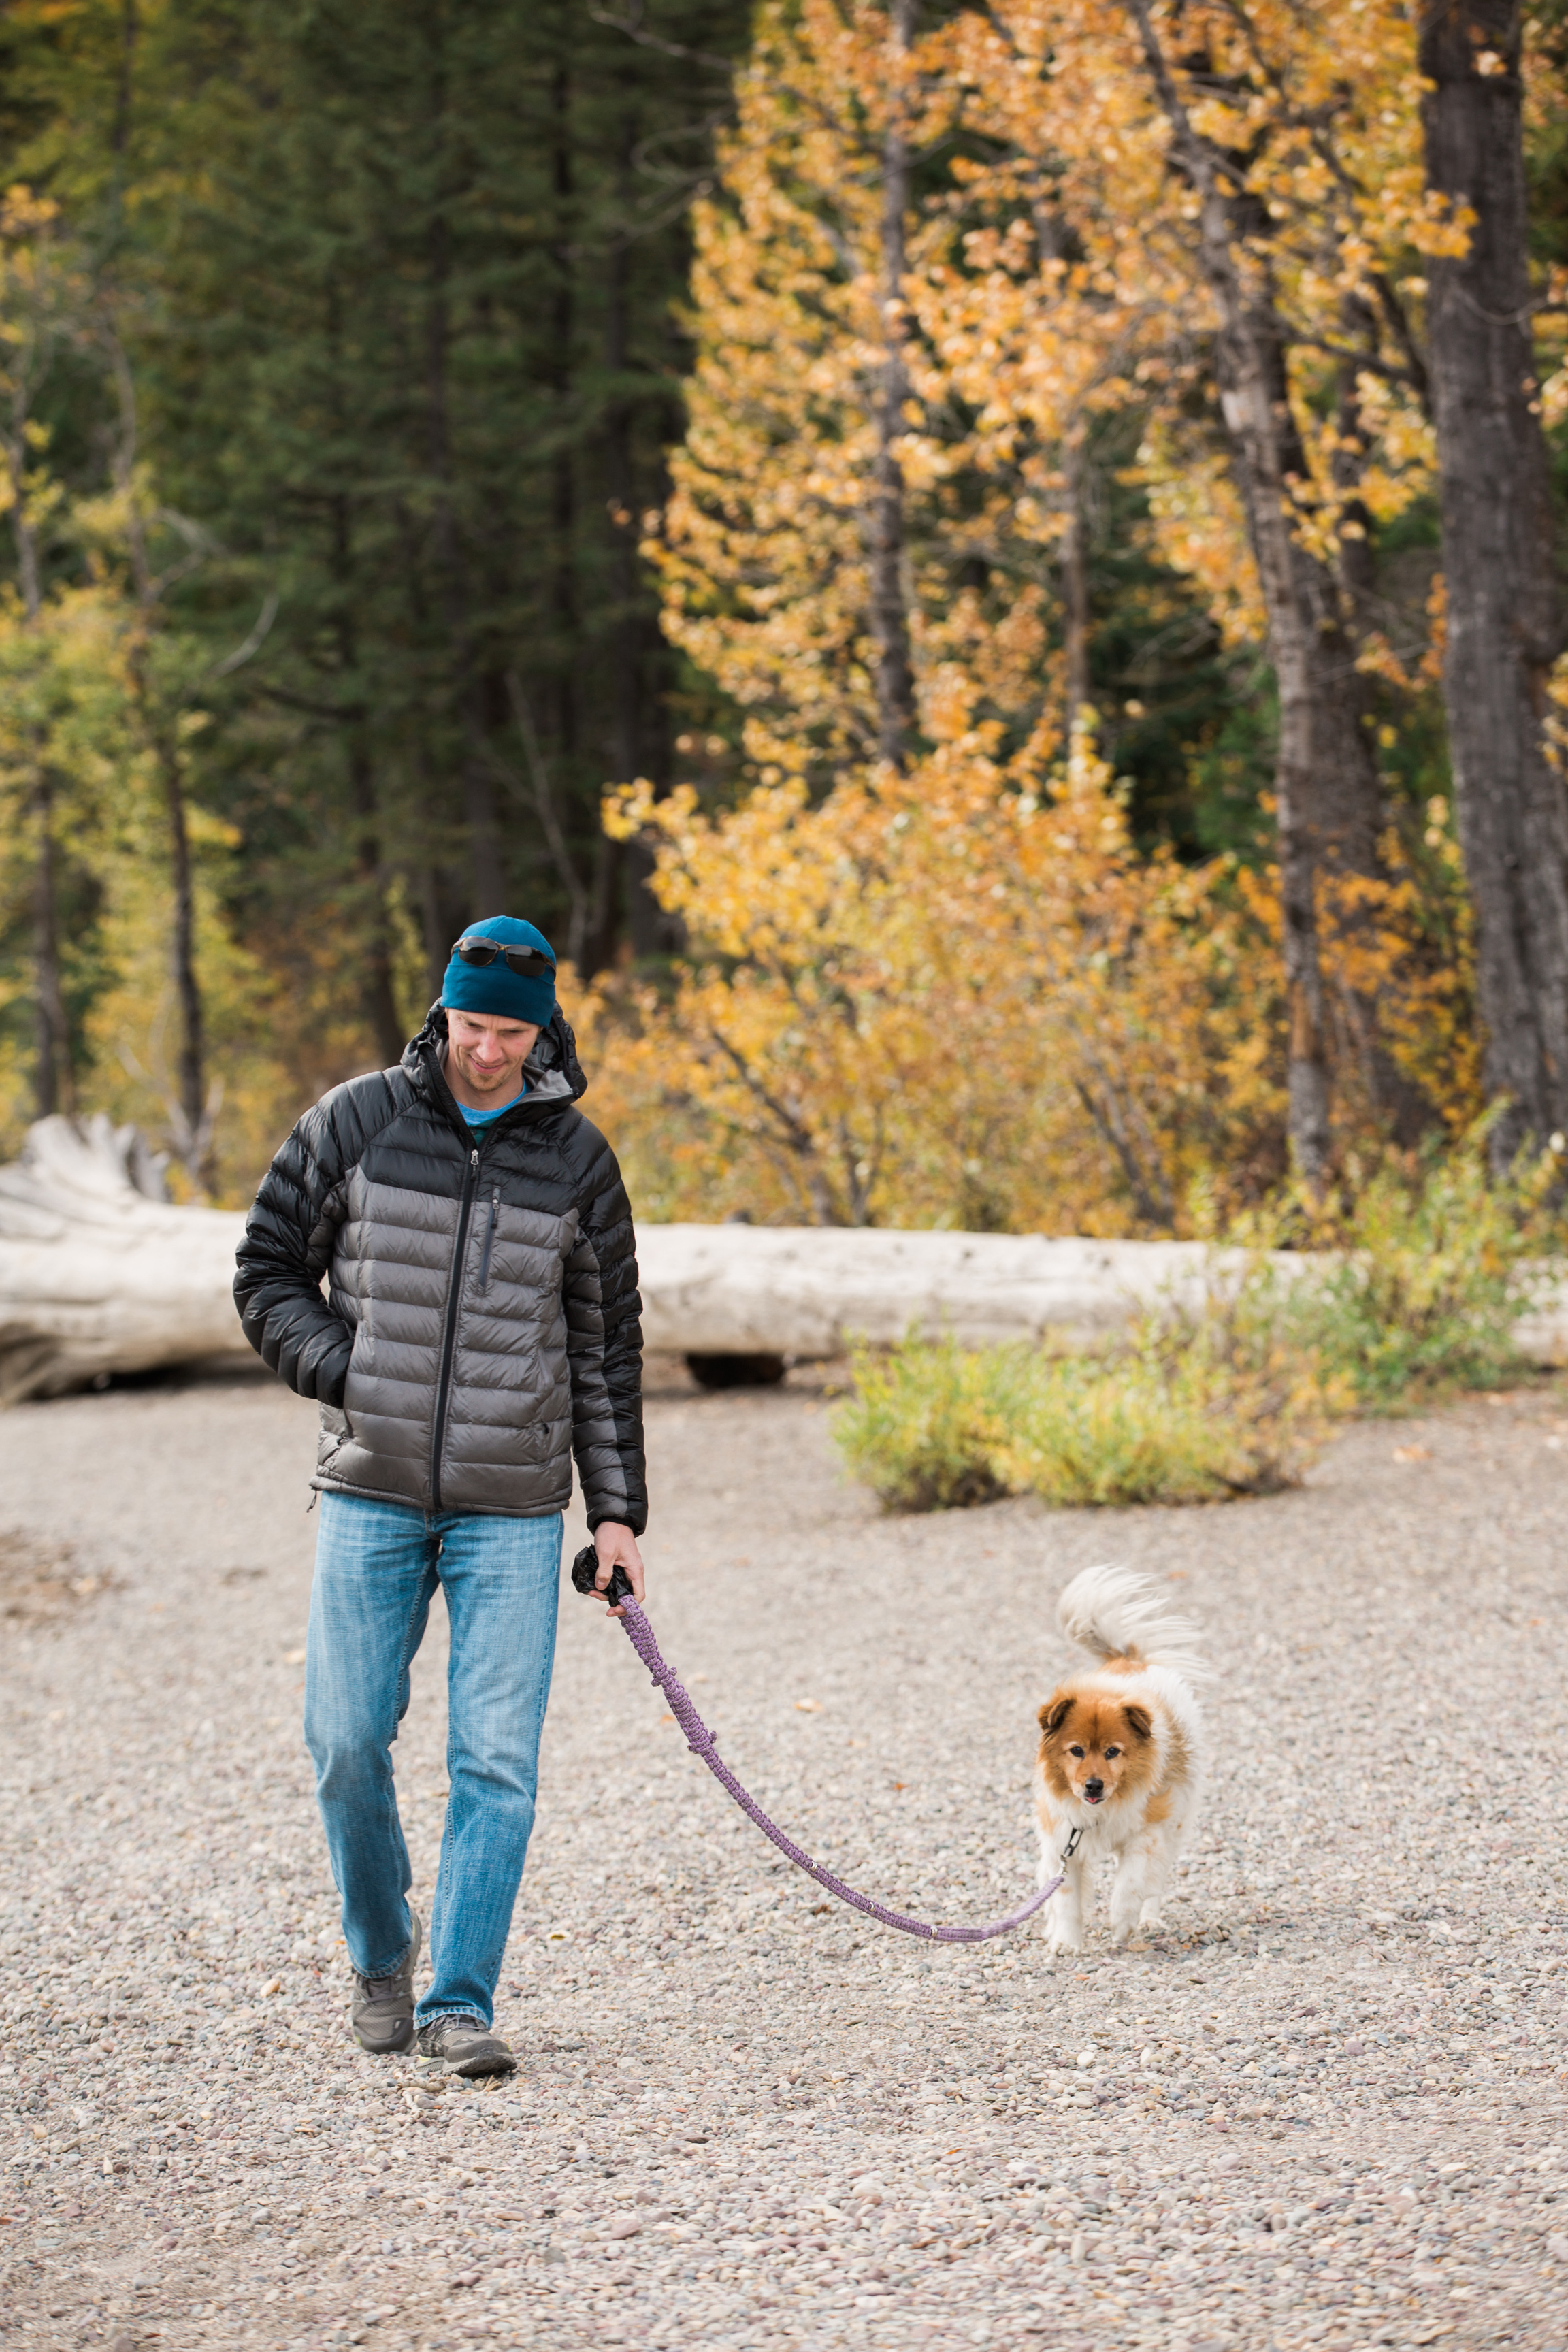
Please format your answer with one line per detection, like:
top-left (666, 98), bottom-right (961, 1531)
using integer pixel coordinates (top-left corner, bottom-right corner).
top-left (478, 1186), bottom-right (500, 1291)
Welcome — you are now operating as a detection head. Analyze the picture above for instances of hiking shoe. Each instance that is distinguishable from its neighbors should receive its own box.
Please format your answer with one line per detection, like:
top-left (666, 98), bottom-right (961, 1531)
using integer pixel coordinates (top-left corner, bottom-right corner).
top-left (415, 2014), bottom-right (517, 2078)
top-left (350, 1907), bottom-right (422, 2056)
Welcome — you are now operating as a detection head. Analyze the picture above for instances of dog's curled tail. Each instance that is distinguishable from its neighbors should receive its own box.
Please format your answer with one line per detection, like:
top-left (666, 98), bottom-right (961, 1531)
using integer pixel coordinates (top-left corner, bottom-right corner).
top-left (1056, 1563), bottom-right (1209, 1681)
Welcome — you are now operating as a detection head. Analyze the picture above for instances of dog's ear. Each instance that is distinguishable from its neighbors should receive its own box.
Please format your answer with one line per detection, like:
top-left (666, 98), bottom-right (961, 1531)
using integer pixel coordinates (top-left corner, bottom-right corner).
top-left (1122, 1703), bottom-right (1154, 1742)
top-left (1038, 1696), bottom-right (1074, 1737)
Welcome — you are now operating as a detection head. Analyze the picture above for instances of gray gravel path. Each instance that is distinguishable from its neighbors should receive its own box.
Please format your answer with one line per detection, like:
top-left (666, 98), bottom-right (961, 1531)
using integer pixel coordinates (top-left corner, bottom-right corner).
top-left (2, 1365), bottom-right (1567, 2352)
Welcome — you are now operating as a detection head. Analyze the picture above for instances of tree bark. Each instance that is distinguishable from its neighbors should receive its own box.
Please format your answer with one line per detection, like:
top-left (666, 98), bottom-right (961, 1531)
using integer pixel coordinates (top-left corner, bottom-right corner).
top-left (1126, 0), bottom-right (1330, 1186)
top-left (160, 729), bottom-right (208, 1168)
top-left (1124, 0), bottom-right (1427, 1186)
top-left (868, 0), bottom-right (918, 771)
top-left (31, 778), bottom-right (72, 1119)
top-left (348, 745), bottom-right (406, 1065)
top-left (328, 473), bottom-right (405, 1066)
top-left (7, 397), bottom-right (71, 1120)
top-left (106, 331), bottom-right (213, 1187)
top-left (122, 649), bottom-right (212, 1186)
top-left (605, 214), bottom-right (642, 860)
top-left (1420, 0), bottom-right (1568, 1163)
top-left (1061, 444), bottom-right (1092, 738)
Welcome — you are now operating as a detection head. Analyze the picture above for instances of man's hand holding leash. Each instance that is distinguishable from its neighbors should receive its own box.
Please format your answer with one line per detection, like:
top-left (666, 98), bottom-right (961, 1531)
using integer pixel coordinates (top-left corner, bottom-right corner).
top-left (593, 1520), bottom-right (644, 1614)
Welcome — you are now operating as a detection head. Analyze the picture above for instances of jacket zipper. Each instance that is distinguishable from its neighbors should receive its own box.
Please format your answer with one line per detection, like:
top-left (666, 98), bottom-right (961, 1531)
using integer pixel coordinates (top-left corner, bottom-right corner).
top-left (478, 1186), bottom-right (500, 1291)
top-left (429, 1145), bottom-right (480, 1511)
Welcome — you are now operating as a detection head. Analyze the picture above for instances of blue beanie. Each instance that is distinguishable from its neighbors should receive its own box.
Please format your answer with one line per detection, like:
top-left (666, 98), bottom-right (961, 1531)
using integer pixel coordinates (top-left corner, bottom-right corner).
top-left (441, 915), bottom-right (557, 1026)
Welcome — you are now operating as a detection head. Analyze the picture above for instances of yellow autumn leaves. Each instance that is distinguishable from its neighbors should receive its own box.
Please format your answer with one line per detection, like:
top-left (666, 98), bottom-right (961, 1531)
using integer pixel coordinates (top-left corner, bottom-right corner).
top-left (574, 0), bottom-right (1509, 1231)
top-left (583, 723), bottom-right (1264, 1231)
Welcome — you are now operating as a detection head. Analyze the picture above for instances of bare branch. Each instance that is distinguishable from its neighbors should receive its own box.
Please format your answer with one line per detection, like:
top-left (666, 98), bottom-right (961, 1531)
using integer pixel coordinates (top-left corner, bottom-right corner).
top-left (587, 3), bottom-right (735, 73)
top-left (210, 590), bottom-right (279, 679)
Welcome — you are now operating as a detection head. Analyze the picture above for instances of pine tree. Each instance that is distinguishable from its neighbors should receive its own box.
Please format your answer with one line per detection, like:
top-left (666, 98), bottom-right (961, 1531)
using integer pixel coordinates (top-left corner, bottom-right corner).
top-left (0, 0), bottom-right (751, 1120)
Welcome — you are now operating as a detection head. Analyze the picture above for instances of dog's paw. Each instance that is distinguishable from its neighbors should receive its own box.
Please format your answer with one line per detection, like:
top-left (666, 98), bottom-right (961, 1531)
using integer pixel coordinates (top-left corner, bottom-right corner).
top-left (1045, 1925), bottom-right (1084, 1955)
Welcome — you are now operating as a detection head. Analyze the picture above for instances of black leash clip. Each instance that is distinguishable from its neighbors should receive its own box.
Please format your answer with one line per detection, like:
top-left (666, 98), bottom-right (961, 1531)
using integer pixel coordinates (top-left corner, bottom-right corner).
top-left (570, 1541), bottom-right (634, 1606)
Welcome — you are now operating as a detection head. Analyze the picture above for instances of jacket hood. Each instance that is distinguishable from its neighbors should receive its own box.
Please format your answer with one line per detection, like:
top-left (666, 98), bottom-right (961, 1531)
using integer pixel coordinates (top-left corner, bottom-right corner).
top-left (403, 1002), bottom-right (587, 1110)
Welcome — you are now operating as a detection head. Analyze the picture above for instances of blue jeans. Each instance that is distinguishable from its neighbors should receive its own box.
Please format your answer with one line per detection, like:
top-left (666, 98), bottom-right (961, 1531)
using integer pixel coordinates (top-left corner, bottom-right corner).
top-left (304, 1492), bottom-right (562, 2031)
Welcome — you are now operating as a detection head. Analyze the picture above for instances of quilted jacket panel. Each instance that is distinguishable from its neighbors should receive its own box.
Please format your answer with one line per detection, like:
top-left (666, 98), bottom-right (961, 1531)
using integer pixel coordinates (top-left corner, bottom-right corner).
top-left (232, 1006), bottom-right (645, 1530)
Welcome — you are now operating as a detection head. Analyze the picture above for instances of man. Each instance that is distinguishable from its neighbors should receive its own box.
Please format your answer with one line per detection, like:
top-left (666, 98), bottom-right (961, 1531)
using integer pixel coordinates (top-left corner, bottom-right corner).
top-left (234, 915), bottom-right (645, 2076)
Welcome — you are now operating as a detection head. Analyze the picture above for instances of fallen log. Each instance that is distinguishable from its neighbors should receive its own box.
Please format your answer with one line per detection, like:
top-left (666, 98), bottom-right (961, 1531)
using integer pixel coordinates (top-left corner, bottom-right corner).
top-left (2, 1117), bottom-right (1565, 1402)
top-left (0, 1115), bottom-right (248, 1403)
top-left (636, 1223), bottom-right (1232, 1357)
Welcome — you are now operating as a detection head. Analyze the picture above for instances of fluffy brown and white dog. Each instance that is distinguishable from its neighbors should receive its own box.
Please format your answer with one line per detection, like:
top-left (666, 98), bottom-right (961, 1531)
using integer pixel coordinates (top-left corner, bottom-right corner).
top-left (1035, 1565), bottom-right (1207, 1952)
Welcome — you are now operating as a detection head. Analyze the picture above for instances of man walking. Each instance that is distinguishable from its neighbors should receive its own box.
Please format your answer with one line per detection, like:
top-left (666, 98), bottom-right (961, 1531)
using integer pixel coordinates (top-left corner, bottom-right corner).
top-left (234, 915), bottom-right (645, 2076)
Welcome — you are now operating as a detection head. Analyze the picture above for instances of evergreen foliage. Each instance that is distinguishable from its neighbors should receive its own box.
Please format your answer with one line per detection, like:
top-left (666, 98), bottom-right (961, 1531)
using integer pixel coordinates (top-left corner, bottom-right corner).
top-left (0, 0), bottom-right (750, 1183)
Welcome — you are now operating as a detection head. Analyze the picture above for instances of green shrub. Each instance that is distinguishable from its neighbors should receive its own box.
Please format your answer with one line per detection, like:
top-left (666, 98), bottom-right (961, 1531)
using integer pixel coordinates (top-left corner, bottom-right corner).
top-left (1269, 1125), bottom-right (1562, 1409)
top-left (832, 1309), bottom-right (1339, 1513)
top-left (828, 1335), bottom-right (1011, 1512)
top-left (834, 1128), bottom-right (1567, 1512)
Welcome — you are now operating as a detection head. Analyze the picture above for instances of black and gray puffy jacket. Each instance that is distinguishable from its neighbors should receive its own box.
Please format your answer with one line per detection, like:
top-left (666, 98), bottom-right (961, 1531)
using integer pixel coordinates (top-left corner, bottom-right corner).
top-left (233, 1006), bottom-right (645, 1532)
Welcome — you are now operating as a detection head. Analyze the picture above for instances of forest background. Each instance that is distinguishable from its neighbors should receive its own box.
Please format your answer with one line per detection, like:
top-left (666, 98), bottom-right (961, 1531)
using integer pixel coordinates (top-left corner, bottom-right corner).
top-left (1, 0), bottom-right (1566, 1242)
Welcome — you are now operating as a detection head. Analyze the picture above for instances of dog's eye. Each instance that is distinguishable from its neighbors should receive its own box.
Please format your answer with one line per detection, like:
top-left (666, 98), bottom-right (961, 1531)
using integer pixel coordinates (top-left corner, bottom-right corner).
top-left (1105, 1746), bottom-right (1121, 1759)
top-left (1068, 1745), bottom-right (1085, 1757)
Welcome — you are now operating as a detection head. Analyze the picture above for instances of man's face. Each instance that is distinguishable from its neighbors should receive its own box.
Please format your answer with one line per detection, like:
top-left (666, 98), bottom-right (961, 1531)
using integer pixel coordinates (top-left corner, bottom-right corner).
top-left (445, 1008), bottom-right (540, 1105)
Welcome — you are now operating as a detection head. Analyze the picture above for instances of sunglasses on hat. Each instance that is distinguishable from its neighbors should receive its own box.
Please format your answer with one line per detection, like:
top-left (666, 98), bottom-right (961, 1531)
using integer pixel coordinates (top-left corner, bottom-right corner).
top-left (451, 934), bottom-right (556, 980)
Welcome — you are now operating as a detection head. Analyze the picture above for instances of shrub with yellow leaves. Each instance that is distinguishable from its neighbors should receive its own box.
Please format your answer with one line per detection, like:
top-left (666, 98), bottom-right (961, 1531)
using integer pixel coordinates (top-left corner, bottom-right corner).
top-left (589, 700), bottom-right (1289, 1233)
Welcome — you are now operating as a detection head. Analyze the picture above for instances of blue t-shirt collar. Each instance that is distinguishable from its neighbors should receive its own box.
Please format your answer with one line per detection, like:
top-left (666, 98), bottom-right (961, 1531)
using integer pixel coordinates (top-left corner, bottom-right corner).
top-left (457, 1084), bottom-right (529, 1126)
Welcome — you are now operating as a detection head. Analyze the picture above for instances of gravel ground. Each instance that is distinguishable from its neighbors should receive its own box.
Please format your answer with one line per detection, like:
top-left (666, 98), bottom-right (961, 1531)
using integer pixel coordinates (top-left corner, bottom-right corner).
top-left (2, 1363), bottom-right (1567, 2352)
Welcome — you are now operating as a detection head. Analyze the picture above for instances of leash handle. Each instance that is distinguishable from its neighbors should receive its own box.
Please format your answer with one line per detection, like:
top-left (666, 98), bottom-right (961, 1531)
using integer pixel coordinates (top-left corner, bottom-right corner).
top-left (571, 1541), bottom-right (634, 1606)
top-left (572, 1544), bottom-right (1060, 1946)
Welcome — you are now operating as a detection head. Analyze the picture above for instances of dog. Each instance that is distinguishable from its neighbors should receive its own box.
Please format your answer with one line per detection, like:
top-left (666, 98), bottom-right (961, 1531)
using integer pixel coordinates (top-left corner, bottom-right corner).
top-left (1034, 1565), bottom-right (1207, 1952)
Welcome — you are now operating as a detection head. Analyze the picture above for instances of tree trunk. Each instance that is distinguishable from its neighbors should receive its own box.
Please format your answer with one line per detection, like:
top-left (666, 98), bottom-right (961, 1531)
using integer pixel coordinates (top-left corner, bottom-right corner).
top-left (1126, 0), bottom-right (1330, 1188)
top-left (159, 727), bottom-right (209, 1177)
top-left (868, 0), bottom-right (917, 771)
top-left (1331, 308), bottom-right (1381, 646)
top-left (31, 777), bottom-right (72, 1120)
top-left (605, 218), bottom-right (642, 836)
top-left (1420, 0), bottom-right (1568, 1164)
top-left (1061, 444), bottom-right (1092, 738)
top-left (8, 434), bottom-right (70, 1120)
top-left (348, 746), bottom-right (406, 1065)
top-left (105, 332), bottom-right (212, 1188)
top-left (416, 845), bottom-right (450, 1005)
top-left (1124, 0), bottom-right (1430, 1186)
top-left (329, 476), bottom-right (405, 1066)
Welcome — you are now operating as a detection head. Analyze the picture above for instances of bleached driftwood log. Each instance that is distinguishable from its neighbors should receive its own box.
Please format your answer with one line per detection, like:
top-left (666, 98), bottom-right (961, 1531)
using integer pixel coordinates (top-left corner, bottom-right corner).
top-left (636, 1224), bottom-right (1232, 1356)
top-left (642, 1225), bottom-right (1568, 1365)
top-left (0, 1116), bottom-right (248, 1402)
top-left (3, 1117), bottom-right (1565, 1401)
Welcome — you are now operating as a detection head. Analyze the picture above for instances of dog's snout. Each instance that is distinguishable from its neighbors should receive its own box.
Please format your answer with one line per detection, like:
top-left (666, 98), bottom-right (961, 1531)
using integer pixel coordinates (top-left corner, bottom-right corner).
top-left (1083, 1776), bottom-right (1104, 1800)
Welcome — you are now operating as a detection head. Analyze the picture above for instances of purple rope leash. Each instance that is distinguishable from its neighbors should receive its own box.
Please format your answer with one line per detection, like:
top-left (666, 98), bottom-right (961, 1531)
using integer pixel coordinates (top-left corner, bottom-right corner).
top-left (578, 1555), bottom-right (1062, 1943)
